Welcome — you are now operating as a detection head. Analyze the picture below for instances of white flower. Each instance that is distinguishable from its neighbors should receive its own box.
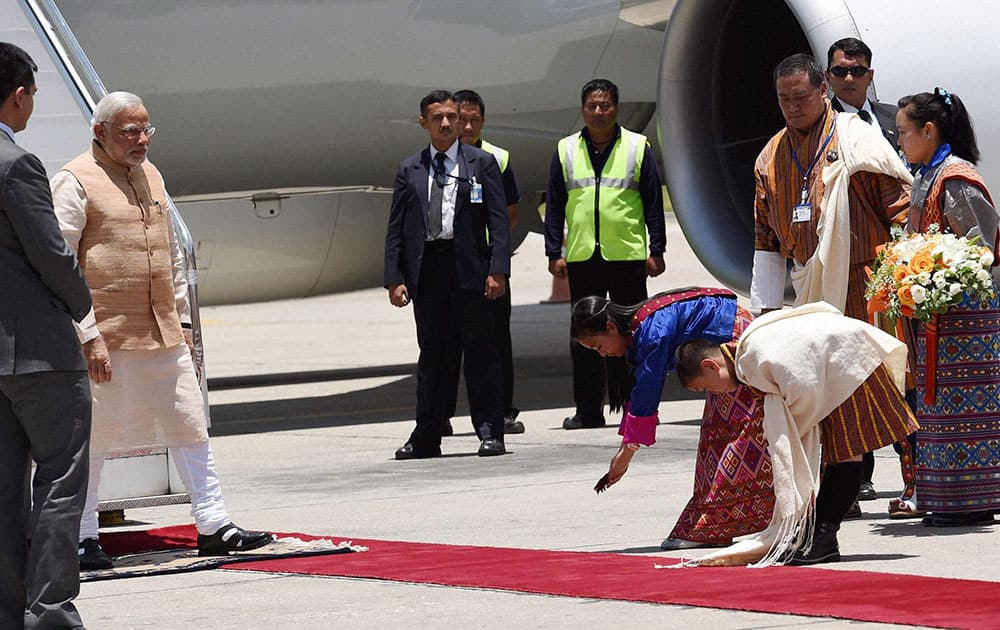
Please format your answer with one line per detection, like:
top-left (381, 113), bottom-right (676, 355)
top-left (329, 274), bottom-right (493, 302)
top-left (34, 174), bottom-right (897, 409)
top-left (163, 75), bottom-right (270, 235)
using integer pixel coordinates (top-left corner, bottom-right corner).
top-left (916, 272), bottom-right (932, 285)
top-left (910, 285), bottom-right (927, 304)
top-left (976, 268), bottom-right (991, 283)
top-left (933, 271), bottom-right (949, 288)
top-left (949, 283), bottom-right (963, 295)
top-left (981, 251), bottom-right (995, 267)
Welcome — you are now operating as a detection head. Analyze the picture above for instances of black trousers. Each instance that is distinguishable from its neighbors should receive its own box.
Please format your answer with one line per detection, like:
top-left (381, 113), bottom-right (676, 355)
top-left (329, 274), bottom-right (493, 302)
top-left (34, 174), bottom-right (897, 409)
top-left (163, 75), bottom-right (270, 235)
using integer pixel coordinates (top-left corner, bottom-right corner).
top-left (0, 370), bottom-right (91, 630)
top-left (566, 255), bottom-right (648, 421)
top-left (410, 241), bottom-right (502, 447)
top-left (442, 278), bottom-right (515, 425)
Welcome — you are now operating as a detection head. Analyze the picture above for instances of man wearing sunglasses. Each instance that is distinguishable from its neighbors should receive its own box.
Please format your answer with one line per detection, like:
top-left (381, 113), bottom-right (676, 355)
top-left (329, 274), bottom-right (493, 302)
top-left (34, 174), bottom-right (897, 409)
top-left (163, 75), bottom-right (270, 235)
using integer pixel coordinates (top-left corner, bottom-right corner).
top-left (827, 37), bottom-right (899, 150)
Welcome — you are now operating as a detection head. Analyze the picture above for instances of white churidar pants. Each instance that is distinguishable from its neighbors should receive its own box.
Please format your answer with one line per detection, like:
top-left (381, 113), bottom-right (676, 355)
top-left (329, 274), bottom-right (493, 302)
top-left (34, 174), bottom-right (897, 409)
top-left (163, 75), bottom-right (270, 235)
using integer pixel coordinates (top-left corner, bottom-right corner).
top-left (79, 440), bottom-right (229, 541)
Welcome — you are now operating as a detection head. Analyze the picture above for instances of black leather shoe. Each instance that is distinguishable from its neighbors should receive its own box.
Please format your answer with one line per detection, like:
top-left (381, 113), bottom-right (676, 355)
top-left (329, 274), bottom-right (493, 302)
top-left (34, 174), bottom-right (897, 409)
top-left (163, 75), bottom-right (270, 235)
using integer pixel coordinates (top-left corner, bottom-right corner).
top-left (857, 481), bottom-right (877, 501)
top-left (843, 500), bottom-right (862, 520)
top-left (394, 442), bottom-right (442, 460)
top-left (79, 538), bottom-right (113, 570)
top-left (788, 521), bottom-right (840, 566)
top-left (504, 409), bottom-right (525, 434)
top-left (197, 523), bottom-right (274, 556)
top-left (922, 511), bottom-right (996, 527)
top-left (562, 415), bottom-right (606, 430)
top-left (440, 420), bottom-right (454, 437)
top-left (477, 438), bottom-right (506, 457)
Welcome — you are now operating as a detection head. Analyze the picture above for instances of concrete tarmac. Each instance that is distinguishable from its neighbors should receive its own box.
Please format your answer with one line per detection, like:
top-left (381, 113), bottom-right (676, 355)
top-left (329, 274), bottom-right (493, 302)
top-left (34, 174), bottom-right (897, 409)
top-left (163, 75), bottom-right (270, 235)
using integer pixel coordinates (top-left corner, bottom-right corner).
top-left (77, 216), bottom-right (998, 629)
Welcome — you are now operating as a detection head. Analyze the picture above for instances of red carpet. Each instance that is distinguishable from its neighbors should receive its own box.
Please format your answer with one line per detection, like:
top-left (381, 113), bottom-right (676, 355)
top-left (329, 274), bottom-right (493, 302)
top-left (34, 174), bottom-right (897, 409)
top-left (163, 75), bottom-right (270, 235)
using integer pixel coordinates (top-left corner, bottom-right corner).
top-left (102, 526), bottom-right (999, 629)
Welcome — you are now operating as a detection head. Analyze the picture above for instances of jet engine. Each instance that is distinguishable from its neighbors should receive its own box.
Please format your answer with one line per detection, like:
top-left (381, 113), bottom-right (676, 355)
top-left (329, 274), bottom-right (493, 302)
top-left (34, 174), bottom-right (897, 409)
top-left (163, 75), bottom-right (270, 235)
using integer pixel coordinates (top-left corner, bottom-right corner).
top-left (659, 0), bottom-right (1000, 293)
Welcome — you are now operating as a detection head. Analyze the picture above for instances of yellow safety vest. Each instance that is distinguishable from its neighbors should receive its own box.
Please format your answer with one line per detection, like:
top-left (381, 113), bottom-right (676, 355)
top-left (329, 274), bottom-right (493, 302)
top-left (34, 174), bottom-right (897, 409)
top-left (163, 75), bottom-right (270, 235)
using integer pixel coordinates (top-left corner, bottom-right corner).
top-left (480, 139), bottom-right (509, 174)
top-left (558, 128), bottom-right (647, 262)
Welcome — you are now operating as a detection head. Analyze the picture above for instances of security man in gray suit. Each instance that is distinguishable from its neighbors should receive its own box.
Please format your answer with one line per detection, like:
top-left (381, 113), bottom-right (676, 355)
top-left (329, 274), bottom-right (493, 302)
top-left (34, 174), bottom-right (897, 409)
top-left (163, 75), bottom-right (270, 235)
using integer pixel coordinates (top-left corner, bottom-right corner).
top-left (0, 43), bottom-right (93, 630)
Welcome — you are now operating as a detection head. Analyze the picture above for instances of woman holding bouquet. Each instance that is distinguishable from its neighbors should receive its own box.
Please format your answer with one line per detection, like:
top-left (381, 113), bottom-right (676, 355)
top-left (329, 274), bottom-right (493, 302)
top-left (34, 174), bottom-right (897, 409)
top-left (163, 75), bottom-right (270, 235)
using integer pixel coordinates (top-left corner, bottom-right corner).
top-left (572, 288), bottom-right (774, 549)
top-left (895, 88), bottom-right (1000, 526)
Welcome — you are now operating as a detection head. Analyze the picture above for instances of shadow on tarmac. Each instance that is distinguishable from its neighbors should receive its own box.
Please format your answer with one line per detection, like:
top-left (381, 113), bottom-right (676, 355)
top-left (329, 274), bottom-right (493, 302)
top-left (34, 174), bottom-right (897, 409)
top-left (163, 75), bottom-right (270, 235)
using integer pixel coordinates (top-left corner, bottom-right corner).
top-left (208, 353), bottom-right (702, 436)
top-left (207, 300), bottom-right (703, 436)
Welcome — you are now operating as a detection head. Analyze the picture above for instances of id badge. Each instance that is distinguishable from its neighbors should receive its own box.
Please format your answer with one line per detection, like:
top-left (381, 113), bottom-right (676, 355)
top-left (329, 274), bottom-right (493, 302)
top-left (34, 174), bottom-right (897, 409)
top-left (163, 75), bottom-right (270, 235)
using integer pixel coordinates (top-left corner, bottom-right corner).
top-left (792, 203), bottom-right (812, 223)
top-left (470, 178), bottom-right (483, 204)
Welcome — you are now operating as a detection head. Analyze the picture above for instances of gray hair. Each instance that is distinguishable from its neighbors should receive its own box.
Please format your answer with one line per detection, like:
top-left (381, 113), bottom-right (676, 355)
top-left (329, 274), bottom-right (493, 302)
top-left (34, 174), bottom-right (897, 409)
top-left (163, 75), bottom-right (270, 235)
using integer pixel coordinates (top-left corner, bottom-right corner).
top-left (91, 91), bottom-right (144, 130)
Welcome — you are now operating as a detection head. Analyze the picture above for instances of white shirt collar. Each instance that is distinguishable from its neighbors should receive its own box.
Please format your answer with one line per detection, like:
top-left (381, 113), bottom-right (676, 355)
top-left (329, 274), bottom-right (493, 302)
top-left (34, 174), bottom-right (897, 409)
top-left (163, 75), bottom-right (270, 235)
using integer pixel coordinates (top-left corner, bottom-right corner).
top-left (837, 98), bottom-right (873, 116)
top-left (428, 139), bottom-right (460, 164)
top-left (0, 121), bottom-right (16, 143)
top-left (837, 98), bottom-right (881, 129)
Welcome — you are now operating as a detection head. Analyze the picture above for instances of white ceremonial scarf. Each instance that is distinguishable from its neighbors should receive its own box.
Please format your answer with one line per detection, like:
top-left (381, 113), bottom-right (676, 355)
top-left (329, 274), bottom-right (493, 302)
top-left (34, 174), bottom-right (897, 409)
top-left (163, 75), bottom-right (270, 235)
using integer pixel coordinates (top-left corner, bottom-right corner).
top-left (682, 302), bottom-right (908, 567)
top-left (790, 113), bottom-right (913, 311)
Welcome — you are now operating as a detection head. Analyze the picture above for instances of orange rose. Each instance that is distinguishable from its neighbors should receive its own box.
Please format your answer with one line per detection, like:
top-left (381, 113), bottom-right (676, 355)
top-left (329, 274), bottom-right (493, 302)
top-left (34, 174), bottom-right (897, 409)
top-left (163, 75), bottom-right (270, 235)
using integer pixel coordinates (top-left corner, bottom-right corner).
top-left (893, 265), bottom-right (910, 283)
top-left (909, 252), bottom-right (936, 275)
top-left (897, 285), bottom-right (916, 307)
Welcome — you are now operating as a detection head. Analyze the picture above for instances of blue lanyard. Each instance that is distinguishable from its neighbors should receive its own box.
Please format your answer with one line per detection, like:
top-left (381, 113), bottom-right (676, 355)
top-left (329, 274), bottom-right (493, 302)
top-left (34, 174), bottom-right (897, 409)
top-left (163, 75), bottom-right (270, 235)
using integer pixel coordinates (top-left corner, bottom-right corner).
top-left (788, 121), bottom-right (835, 204)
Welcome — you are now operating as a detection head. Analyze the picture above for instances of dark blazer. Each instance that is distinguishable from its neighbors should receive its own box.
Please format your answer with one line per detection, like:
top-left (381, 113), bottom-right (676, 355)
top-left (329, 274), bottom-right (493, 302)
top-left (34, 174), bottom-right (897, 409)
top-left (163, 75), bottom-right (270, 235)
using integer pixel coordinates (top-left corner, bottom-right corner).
top-left (832, 96), bottom-right (899, 150)
top-left (384, 142), bottom-right (510, 300)
top-left (0, 133), bottom-right (91, 375)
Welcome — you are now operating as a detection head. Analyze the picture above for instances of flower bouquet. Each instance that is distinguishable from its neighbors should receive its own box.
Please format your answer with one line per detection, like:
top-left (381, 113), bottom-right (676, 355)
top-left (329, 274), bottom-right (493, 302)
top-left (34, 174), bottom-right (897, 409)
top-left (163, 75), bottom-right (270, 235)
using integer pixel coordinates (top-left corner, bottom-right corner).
top-left (865, 224), bottom-right (995, 322)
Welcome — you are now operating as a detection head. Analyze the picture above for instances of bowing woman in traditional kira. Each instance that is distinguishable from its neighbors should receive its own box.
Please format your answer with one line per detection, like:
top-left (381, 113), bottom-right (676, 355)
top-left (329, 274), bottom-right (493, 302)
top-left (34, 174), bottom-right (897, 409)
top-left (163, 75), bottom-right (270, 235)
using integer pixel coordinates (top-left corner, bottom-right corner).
top-left (572, 287), bottom-right (774, 550)
top-left (896, 89), bottom-right (1000, 527)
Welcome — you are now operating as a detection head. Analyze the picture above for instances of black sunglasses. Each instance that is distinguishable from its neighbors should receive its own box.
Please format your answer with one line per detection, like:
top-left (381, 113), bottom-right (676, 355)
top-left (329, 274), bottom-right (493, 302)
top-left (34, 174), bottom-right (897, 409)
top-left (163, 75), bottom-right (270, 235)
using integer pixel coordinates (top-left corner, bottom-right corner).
top-left (828, 65), bottom-right (870, 78)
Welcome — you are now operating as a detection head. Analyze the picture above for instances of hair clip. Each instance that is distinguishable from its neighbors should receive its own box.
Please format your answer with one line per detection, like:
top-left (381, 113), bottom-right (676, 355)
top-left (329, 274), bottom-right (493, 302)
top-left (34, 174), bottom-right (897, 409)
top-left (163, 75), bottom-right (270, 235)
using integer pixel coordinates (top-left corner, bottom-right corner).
top-left (935, 87), bottom-right (953, 108)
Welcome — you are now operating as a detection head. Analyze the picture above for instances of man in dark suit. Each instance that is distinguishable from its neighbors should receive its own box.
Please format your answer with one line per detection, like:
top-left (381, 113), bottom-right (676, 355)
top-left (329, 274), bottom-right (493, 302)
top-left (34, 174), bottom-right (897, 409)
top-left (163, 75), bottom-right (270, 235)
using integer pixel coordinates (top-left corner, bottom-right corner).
top-left (827, 37), bottom-right (899, 150)
top-left (384, 89), bottom-right (511, 459)
top-left (0, 42), bottom-right (93, 630)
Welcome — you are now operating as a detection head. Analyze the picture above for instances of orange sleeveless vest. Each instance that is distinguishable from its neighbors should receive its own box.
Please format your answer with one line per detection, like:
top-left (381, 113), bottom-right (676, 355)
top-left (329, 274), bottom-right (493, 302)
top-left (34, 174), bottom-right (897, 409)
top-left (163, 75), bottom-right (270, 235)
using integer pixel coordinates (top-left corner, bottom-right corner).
top-left (61, 143), bottom-right (183, 350)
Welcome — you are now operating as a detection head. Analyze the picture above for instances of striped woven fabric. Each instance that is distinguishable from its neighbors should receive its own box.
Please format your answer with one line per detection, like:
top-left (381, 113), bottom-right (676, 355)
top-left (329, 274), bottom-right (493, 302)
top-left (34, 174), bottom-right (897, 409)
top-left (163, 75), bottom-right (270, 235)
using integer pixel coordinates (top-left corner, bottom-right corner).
top-left (914, 292), bottom-right (1000, 513)
top-left (669, 307), bottom-right (775, 543)
top-left (822, 363), bottom-right (919, 463)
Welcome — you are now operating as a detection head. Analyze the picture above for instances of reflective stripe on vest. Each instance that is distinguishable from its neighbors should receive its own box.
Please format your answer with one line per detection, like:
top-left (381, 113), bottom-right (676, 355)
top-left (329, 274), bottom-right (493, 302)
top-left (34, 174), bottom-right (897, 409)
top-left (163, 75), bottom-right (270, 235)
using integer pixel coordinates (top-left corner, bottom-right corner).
top-left (480, 139), bottom-right (509, 173)
top-left (558, 128), bottom-right (647, 262)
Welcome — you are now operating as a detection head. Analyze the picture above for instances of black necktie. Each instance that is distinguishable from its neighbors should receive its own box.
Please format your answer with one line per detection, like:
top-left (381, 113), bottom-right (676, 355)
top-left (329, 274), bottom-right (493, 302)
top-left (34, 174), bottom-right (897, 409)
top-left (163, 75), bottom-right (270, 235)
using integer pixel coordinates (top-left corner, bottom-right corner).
top-left (428, 152), bottom-right (446, 239)
top-left (858, 110), bottom-right (872, 124)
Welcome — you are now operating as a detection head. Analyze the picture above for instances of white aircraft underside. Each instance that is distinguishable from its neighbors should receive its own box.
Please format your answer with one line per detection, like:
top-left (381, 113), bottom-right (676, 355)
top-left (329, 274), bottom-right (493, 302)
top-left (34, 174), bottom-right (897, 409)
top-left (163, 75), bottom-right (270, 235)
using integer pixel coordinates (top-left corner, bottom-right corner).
top-left (10, 0), bottom-right (1000, 303)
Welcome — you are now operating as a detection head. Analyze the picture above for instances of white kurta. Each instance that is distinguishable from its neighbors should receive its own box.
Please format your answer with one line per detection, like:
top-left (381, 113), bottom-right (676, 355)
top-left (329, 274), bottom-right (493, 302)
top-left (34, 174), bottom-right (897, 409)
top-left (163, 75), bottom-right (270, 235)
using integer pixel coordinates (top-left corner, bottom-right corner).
top-left (88, 345), bottom-right (208, 456)
top-left (51, 169), bottom-right (208, 456)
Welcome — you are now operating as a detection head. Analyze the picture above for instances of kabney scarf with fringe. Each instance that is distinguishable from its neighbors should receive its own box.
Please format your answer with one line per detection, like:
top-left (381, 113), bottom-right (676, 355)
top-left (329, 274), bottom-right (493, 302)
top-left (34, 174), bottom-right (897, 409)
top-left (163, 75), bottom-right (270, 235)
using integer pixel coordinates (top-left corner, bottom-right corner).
top-left (684, 302), bottom-right (907, 567)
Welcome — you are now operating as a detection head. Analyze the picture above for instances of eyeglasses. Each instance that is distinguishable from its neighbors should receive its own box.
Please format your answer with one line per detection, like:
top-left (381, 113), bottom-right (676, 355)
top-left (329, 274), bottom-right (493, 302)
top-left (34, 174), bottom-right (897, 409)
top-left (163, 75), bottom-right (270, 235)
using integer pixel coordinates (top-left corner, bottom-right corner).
top-left (828, 65), bottom-right (870, 78)
top-left (100, 122), bottom-right (156, 139)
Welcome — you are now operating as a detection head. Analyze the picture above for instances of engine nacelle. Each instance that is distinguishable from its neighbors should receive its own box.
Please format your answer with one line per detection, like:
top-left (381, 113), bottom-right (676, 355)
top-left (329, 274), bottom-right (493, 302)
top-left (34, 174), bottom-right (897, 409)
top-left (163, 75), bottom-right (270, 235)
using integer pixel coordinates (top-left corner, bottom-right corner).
top-left (659, 0), bottom-right (999, 293)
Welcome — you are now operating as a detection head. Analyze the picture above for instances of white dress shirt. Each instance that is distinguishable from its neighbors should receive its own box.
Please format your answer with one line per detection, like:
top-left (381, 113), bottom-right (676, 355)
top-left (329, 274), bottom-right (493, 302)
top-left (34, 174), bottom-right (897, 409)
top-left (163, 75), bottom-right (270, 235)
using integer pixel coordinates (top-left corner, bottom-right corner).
top-left (838, 99), bottom-right (883, 134)
top-left (426, 139), bottom-right (460, 240)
